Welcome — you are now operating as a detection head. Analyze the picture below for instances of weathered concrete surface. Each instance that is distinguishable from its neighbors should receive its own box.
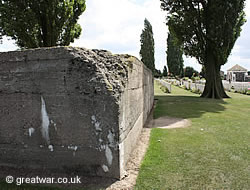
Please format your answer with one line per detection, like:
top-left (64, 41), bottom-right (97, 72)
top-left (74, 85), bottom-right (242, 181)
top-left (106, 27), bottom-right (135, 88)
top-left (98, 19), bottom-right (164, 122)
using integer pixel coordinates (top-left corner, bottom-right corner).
top-left (0, 47), bottom-right (153, 178)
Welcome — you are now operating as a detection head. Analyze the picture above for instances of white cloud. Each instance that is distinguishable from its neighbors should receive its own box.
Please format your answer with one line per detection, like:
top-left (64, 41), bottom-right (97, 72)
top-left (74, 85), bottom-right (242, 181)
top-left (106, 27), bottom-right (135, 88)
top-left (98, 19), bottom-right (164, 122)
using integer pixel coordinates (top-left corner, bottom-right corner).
top-left (72, 0), bottom-right (168, 70)
top-left (184, 57), bottom-right (202, 72)
top-left (246, 0), bottom-right (250, 18)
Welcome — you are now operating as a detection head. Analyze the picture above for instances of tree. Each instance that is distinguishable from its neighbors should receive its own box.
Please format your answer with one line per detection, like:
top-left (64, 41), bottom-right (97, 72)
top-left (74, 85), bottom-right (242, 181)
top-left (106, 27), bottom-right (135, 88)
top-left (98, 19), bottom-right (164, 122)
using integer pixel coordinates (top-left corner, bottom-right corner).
top-left (0, 0), bottom-right (86, 48)
top-left (0, 27), bottom-right (3, 43)
top-left (166, 32), bottom-right (184, 77)
top-left (140, 18), bottom-right (155, 74)
top-left (160, 0), bottom-right (246, 99)
top-left (162, 66), bottom-right (168, 77)
top-left (200, 66), bottom-right (206, 78)
top-left (154, 69), bottom-right (162, 78)
top-left (184, 66), bottom-right (199, 78)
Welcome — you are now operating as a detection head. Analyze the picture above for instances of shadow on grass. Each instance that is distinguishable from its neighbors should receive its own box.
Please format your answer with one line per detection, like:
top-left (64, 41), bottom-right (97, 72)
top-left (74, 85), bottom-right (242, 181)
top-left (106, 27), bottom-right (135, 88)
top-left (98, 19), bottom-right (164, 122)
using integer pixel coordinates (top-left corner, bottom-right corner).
top-left (154, 95), bottom-right (228, 120)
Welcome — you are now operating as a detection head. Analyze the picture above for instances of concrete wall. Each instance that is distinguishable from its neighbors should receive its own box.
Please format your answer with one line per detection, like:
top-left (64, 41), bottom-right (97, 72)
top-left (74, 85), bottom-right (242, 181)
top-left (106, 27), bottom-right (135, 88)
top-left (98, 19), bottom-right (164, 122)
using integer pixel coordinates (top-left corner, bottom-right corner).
top-left (0, 47), bottom-right (153, 179)
top-left (118, 55), bottom-right (154, 176)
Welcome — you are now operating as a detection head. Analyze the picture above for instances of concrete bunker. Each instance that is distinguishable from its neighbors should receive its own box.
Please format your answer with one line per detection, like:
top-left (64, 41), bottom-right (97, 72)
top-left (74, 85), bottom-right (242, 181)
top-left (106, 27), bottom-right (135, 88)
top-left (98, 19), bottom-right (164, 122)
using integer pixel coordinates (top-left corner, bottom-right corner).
top-left (0, 47), bottom-right (154, 178)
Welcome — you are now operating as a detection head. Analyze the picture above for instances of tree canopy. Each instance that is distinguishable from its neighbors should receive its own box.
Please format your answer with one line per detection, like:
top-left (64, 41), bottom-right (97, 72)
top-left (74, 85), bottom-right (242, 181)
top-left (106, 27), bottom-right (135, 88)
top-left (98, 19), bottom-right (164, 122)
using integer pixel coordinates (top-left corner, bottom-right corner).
top-left (166, 31), bottom-right (184, 77)
top-left (160, 0), bottom-right (246, 99)
top-left (140, 18), bottom-right (155, 74)
top-left (0, 0), bottom-right (86, 48)
top-left (162, 65), bottom-right (168, 77)
top-left (184, 66), bottom-right (199, 78)
top-left (154, 69), bottom-right (162, 78)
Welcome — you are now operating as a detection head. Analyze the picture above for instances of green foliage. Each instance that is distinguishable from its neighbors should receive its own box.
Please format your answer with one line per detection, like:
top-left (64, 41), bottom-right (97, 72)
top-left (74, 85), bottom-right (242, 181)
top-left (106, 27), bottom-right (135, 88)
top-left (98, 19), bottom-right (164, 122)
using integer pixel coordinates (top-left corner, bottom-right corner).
top-left (0, 27), bottom-right (3, 42)
top-left (201, 78), bottom-right (206, 81)
top-left (162, 65), bottom-right (168, 77)
top-left (180, 84), bottom-right (186, 89)
top-left (140, 18), bottom-right (155, 73)
top-left (233, 88), bottom-right (250, 95)
top-left (154, 69), bottom-right (162, 78)
top-left (200, 65), bottom-right (206, 78)
top-left (161, 0), bottom-right (246, 66)
top-left (160, 0), bottom-right (246, 99)
top-left (191, 76), bottom-right (200, 82)
top-left (166, 32), bottom-right (184, 77)
top-left (247, 89), bottom-right (250, 95)
top-left (191, 87), bottom-right (201, 94)
top-left (160, 85), bottom-right (170, 93)
top-left (184, 66), bottom-right (198, 78)
top-left (156, 80), bottom-right (170, 93)
top-left (0, 0), bottom-right (86, 48)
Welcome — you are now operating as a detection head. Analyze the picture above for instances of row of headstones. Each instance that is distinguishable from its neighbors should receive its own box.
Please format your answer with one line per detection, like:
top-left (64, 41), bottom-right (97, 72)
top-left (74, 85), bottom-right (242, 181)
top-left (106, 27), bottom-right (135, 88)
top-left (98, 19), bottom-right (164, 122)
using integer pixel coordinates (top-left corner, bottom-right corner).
top-left (165, 79), bottom-right (205, 93)
top-left (164, 79), bottom-right (250, 94)
top-left (222, 80), bottom-right (250, 92)
top-left (156, 79), bottom-right (172, 93)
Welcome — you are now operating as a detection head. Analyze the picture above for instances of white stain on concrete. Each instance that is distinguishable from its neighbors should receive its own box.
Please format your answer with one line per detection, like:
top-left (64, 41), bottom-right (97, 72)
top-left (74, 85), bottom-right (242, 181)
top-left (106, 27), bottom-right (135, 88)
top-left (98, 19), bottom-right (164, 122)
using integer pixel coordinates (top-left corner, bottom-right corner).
top-left (51, 120), bottom-right (57, 131)
top-left (28, 128), bottom-right (35, 137)
top-left (41, 96), bottom-right (50, 144)
top-left (91, 115), bottom-right (102, 131)
top-left (68, 145), bottom-right (78, 156)
top-left (101, 145), bottom-right (106, 150)
top-left (95, 122), bottom-right (101, 131)
top-left (102, 165), bottom-right (109, 173)
top-left (68, 145), bottom-right (78, 151)
top-left (48, 145), bottom-right (54, 152)
top-left (107, 130), bottom-right (116, 148)
top-left (105, 145), bottom-right (113, 166)
top-left (91, 115), bottom-right (96, 121)
top-left (97, 145), bottom-right (106, 152)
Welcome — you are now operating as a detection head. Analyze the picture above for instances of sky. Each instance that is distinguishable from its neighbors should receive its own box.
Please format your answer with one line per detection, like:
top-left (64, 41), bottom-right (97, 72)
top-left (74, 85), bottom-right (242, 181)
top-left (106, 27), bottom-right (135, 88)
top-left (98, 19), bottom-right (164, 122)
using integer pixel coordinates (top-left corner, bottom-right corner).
top-left (0, 0), bottom-right (250, 72)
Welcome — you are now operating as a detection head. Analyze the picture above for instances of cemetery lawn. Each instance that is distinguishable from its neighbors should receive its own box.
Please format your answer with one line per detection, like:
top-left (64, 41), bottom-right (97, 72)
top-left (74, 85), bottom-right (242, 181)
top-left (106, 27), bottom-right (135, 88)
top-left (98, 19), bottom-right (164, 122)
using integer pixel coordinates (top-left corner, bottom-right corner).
top-left (135, 82), bottom-right (250, 189)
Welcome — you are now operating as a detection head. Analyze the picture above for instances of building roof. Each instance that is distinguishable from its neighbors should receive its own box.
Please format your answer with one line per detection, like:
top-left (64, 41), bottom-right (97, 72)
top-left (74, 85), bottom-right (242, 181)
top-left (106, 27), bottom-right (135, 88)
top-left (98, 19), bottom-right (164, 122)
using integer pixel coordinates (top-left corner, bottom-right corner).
top-left (227, 64), bottom-right (247, 72)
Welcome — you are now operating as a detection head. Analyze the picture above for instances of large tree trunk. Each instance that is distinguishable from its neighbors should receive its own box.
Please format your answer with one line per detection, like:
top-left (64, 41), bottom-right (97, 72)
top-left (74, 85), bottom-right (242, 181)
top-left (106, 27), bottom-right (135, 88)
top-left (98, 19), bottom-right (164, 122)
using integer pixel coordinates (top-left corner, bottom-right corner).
top-left (201, 49), bottom-right (229, 99)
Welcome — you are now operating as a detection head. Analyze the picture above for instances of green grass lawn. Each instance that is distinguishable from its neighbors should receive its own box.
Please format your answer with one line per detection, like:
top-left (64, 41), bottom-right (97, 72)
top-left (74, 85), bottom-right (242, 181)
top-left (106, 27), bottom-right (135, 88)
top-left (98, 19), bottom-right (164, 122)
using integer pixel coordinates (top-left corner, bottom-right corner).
top-left (135, 82), bottom-right (250, 190)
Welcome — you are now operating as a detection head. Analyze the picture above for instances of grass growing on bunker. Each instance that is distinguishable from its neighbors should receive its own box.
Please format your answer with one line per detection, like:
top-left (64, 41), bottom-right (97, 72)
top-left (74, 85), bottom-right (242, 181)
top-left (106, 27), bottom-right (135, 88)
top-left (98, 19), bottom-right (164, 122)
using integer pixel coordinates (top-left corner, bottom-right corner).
top-left (135, 82), bottom-right (250, 189)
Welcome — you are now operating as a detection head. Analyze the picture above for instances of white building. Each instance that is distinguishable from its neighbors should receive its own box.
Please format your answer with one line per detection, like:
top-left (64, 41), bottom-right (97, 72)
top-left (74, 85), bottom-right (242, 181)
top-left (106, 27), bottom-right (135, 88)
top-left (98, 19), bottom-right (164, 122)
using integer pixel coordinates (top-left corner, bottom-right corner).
top-left (226, 64), bottom-right (248, 82)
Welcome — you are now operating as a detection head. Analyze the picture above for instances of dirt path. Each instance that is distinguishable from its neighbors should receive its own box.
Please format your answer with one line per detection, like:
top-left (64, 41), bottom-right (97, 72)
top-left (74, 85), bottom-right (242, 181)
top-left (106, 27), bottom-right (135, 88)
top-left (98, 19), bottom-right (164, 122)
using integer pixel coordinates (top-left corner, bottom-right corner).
top-left (106, 128), bottom-right (151, 190)
top-left (105, 115), bottom-right (191, 190)
top-left (146, 116), bottom-right (191, 129)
